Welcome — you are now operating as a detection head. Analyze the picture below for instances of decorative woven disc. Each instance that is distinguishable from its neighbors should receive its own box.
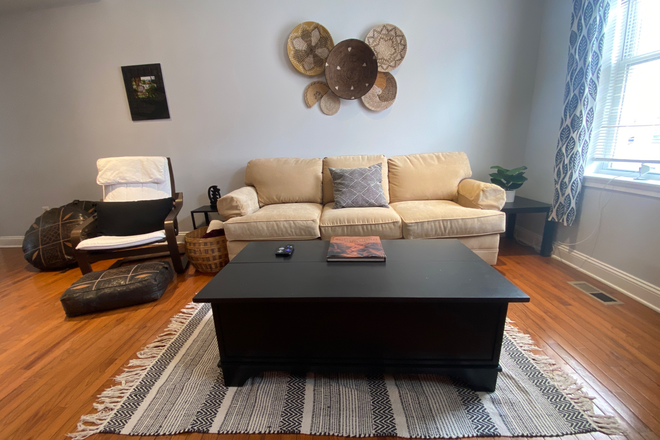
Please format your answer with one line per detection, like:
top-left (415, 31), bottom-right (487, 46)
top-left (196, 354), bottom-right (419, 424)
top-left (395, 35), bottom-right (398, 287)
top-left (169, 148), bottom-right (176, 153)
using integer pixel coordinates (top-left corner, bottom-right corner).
top-left (320, 91), bottom-right (340, 115)
top-left (361, 72), bottom-right (397, 111)
top-left (324, 39), bottom-right (378, 100)
top-left (365, 24), bottom-right (407, 72)
top-left (304, 81), bottom-right (330, 108)
top-left (287, 22), bottom-right (334, 76)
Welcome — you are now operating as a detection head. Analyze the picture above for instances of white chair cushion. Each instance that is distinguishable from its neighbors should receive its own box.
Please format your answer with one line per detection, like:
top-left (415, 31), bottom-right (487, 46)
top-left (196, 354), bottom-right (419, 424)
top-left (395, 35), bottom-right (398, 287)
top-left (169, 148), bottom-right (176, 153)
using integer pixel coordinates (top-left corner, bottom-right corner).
top-left (76, 230), bottom-right (166, 251)
top-left (97, 157), bottom-right (167, 185)
top-left (97, 156), bottom-right (171, 201)
top-left (103, 183), bottom-right (172, 201)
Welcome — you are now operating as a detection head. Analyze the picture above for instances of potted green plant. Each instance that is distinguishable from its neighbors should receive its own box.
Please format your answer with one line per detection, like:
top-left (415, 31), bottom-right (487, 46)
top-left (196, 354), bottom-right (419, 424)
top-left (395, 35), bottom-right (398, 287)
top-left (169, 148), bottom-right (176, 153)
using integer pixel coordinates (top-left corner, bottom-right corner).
top-left (489, 166), bottom-right (528, 203)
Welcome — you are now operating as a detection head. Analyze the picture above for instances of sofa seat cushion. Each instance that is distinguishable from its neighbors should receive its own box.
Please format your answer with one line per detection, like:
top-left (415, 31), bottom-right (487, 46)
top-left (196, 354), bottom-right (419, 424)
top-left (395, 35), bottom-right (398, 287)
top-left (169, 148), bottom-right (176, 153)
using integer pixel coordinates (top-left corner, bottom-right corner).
top-left (223, 203), bottom-right (322, 241)
top-left (319, 203), bottom-right (402, 239)
top-left (390, 200), bottom-right (505, 239)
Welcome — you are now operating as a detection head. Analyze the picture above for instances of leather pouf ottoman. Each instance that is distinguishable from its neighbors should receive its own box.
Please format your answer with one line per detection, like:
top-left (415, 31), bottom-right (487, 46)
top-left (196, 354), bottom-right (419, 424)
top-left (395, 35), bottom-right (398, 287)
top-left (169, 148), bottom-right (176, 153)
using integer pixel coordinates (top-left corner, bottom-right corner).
top-left (22, 205), bottom-right (91, 271)
top-left (60, 261), bottom-right (174, 317)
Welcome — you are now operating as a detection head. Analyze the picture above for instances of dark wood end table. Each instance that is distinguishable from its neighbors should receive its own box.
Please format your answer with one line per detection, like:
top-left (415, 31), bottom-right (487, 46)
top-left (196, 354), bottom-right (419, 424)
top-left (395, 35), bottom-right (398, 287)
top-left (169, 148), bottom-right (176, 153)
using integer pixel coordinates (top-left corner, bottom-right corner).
top-left (190, 205), bottom-right (221, 229)
top-left (502, 196), bottom-right (557, 257)
top-left (193, 239), bottom-right (529, 391)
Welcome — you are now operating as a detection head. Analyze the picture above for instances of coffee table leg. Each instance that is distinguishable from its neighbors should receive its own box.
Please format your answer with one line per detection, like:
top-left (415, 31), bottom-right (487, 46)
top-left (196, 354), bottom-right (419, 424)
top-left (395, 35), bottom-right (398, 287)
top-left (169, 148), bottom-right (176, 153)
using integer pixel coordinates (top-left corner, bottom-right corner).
top-left (220, 362), bottom-right (254, 387)
top-left (456, 366), bottom-right (501, 392)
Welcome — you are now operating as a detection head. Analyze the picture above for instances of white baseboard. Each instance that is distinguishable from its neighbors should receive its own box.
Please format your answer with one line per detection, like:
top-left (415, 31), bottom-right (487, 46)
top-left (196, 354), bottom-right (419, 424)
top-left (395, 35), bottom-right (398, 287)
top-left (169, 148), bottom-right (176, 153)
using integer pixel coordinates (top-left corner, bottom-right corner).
top-left (0, 236), bottom-right (23, 248)
top-left (514, 226), bottom-right (660, 313)
top-left (0, 232), bottom-right (190, 248)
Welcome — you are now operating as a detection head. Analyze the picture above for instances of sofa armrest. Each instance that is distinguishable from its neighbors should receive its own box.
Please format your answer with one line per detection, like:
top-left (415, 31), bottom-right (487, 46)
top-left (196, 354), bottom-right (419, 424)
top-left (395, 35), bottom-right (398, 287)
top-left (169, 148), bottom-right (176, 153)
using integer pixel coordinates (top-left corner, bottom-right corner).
top-left (456, 179), bottom-right (506, 211)
top-left (216, 186), bottom-right (260, 219)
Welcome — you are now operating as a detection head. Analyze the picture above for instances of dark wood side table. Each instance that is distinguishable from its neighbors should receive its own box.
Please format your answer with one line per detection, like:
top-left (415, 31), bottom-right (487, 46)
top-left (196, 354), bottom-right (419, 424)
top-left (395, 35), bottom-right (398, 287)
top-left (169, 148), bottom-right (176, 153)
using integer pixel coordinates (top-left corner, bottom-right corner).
top-left (502, 196), bottom-right (557, 257)
top-left (190, 205), bottom-right (220, 229)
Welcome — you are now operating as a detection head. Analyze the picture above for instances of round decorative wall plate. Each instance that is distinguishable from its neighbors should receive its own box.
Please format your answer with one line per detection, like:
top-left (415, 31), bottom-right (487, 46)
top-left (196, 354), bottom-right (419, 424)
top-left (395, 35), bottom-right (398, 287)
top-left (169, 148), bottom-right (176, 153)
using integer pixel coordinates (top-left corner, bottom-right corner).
top-left (361, 72), bottom-right (397, 111)
top-left (320, 91), bottom-right (340, 115)
top-left (287, 22), bottom-right (334, 76)
top-left (304, 81), bottom-right (330, 108)
top-left (324, 39), bottom-right (378, 100)
top-left (365, 24), bottom-right (407, 72)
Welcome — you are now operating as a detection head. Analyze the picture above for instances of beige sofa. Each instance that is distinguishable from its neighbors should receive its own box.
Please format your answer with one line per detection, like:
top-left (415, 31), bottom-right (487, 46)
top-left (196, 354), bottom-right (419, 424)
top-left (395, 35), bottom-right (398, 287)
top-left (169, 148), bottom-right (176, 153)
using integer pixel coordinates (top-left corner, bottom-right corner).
top-left (216, 152), bottom-right (506, 264)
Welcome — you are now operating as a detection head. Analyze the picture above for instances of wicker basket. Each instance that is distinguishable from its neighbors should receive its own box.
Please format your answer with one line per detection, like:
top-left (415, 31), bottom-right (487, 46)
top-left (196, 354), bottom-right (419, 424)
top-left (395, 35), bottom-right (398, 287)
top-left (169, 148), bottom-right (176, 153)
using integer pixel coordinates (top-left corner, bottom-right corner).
top-left (185, 226), bottom-right (229, 273)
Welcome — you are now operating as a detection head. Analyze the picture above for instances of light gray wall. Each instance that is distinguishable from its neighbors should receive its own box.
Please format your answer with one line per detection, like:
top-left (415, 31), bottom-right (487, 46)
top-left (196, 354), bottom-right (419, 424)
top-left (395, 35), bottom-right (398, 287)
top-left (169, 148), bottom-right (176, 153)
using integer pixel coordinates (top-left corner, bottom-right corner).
top-left (518, 0), bottom-right (660, 287)
top-left (0, 0), bottom-right (544, 236)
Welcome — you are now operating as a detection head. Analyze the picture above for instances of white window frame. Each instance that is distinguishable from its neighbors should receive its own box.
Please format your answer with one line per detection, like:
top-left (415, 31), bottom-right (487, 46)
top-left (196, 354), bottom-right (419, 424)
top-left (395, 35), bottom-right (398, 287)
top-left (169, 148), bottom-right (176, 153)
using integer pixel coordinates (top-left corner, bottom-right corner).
top-left (586, 0), bottom-right (660, 193)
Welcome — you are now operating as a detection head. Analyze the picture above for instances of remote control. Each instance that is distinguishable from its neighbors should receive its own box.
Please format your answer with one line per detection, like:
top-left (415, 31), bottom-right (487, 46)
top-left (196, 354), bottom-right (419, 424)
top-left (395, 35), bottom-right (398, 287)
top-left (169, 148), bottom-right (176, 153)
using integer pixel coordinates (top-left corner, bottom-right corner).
top-left (275, 244), bottom-right (294, 257)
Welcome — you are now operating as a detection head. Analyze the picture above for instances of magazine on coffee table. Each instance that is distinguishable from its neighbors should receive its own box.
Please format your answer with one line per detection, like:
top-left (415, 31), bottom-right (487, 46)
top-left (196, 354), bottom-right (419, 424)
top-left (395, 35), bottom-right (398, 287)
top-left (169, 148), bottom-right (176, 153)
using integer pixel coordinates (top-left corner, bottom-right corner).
top-left (326, 236), bottom-right (386, 262)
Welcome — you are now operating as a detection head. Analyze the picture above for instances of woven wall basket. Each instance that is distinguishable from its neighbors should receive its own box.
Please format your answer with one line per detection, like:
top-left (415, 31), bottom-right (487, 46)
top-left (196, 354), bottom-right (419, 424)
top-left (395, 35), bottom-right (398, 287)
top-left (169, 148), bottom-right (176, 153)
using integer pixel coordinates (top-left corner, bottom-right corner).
top-left (287, 22), bottom-right (334, 76)
top-left (324, 39), bottom-right (378, 100)
top-left (185, 227), bottom-right (228, 273)
top-left (365, 24), bottom-right (407, 72)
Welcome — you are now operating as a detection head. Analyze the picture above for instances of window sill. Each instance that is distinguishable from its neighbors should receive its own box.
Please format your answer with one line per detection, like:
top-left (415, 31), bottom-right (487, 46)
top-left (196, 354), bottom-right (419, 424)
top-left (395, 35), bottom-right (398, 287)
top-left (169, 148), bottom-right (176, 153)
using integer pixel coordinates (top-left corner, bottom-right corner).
top-left (583, 174), bottom-right (660, 199)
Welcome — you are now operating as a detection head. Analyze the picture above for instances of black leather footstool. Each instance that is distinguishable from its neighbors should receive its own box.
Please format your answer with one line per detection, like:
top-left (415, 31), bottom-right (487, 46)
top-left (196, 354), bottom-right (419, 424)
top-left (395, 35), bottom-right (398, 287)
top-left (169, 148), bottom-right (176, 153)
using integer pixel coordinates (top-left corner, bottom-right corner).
top-left (60, 261), bottom-right (174, 317)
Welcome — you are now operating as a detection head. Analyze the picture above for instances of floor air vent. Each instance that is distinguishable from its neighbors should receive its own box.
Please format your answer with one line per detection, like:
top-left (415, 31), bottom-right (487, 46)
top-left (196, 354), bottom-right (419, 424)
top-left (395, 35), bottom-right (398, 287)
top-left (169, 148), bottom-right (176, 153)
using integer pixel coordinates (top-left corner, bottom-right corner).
top-left (568, 281), bottom-right (623, 305)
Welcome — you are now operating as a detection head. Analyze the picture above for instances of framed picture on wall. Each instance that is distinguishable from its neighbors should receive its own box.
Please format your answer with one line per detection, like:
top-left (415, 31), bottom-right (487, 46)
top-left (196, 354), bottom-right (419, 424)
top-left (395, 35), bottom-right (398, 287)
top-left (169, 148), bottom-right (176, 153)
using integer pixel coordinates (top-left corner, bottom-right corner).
top-left (121, 63), bottom-right (170, 121)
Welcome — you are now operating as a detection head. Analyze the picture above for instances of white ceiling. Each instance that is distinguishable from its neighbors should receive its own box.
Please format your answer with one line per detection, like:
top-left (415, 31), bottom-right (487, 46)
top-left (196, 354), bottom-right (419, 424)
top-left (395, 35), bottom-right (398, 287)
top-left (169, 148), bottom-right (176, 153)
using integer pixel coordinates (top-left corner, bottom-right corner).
top-left (0, 0), bottom-right (98, 14)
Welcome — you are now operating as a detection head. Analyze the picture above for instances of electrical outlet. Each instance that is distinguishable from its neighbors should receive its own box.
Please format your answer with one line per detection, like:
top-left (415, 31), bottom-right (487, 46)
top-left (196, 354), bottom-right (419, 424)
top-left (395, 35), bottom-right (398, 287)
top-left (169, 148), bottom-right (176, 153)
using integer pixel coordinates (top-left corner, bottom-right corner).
top-left (42, 206), bottom-right (49, 212)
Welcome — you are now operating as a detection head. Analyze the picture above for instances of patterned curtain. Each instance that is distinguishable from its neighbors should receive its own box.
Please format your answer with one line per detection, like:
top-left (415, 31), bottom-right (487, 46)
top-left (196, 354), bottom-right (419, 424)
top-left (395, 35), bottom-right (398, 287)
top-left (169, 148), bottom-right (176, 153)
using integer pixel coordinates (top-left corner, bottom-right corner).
top-left (549, 0), bottom-right (610, 226)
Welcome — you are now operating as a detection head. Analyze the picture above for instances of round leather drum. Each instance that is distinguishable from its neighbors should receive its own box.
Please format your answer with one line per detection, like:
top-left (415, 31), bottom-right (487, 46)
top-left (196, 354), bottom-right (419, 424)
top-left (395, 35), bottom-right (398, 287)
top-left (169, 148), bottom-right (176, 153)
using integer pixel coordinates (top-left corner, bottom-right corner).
top-left (23, 205), bottom-right (90, 270)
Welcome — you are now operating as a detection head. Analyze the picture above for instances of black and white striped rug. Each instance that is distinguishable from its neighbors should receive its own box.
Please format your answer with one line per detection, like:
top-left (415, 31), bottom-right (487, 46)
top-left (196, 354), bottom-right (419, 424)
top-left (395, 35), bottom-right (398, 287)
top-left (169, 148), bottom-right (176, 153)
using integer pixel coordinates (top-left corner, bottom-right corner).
top-left (71, 303), bottom-right (623, 439)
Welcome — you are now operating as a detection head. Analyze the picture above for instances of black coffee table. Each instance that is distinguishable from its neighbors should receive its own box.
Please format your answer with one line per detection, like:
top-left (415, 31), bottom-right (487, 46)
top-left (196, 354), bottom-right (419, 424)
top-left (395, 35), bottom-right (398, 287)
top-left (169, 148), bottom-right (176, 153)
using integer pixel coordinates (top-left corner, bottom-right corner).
top-left (193, 239), bottom-right (529, 391)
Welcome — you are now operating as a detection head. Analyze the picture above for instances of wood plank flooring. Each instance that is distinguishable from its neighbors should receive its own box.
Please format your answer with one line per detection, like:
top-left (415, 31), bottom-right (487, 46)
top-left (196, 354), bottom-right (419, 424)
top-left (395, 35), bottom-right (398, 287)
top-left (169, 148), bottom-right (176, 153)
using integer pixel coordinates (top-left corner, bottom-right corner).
top-left (0, 239), bottom-right (658, 440)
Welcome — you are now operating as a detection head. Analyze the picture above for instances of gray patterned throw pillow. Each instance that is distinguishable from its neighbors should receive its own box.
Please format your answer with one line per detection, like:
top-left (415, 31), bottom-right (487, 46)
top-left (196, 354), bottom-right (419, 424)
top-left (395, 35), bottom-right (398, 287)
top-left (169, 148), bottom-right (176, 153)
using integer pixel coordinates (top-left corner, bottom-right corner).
top-left (329, 163), bottom-right (389, 209)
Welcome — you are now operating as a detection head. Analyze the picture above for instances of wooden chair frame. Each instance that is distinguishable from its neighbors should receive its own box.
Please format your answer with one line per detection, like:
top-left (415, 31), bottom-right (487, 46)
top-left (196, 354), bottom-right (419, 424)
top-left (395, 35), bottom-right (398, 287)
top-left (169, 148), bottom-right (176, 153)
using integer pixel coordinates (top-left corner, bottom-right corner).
top-left (70, 158), bottom-right (187, 275)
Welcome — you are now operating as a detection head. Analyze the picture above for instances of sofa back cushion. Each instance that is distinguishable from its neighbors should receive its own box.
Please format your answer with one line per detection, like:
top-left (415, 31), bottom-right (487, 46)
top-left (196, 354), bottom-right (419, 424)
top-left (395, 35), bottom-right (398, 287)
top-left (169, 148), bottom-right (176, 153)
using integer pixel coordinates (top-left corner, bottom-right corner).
top-left (323, 155), bottom-right (389, 204)
top-left (388, 152), bottom-right (472, 202)
top-left (245, 158), bottom-right (323, 206)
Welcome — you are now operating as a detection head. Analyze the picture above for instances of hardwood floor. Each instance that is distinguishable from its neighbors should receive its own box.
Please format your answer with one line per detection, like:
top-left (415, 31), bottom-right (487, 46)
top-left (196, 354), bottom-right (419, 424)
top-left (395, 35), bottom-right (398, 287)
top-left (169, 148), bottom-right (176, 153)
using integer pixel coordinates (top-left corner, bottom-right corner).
top-left (0, 240), bottom-right (658, 440)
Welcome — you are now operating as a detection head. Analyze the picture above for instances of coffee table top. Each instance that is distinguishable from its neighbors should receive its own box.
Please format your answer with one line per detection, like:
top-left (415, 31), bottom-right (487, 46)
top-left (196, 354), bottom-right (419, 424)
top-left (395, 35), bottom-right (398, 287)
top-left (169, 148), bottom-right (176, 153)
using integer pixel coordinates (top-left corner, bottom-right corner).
top-left (193, 239), bottom-right (529, 303)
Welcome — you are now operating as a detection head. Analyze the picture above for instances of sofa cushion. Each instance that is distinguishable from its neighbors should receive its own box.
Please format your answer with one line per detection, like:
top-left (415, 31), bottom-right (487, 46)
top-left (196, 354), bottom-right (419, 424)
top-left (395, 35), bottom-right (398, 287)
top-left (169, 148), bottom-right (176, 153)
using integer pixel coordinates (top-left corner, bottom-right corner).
top-left (388, 152), bottom-right (472, 202)
top-left (223, 203), bottom-right (322, 241)
top-left (329, 163), bottom-right (389, 208)
top-left (390, 200), bottom-right (505, 239)
top-left (323, 155), bottom-right (389, 204)
top-left (320, 203), bottom-right (402, 239)
top-left (245, 158), bottom-right (322, 206)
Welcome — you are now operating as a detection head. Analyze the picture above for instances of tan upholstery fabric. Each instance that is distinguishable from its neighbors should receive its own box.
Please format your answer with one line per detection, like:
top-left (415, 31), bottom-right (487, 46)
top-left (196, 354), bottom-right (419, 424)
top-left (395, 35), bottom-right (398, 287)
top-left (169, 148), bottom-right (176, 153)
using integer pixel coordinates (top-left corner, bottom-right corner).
top-left (228, 236), bottom-right (500, 263)
top-left (456, 179), bottom-right (506, 211)
top-left (216, 186), bottom-right (260, 219)
top-left (222, 203), bottom-right (322, 241)
top-left (319, 203), bottom-right (402, 239)
top-left (322, 155), bottom-right (389, 204)
top-left (457, 234), bottom-right (500, 250)
top-left (388, 152), bottom-right (472, 202)
top-left (227, 240), bottom-right (251, 261)
top-left (390, 200), bottom-right (505, 239)
top-left (469, 249), bottom-right (499, 265)
top-left (245, 158), bottom-right (323, 206)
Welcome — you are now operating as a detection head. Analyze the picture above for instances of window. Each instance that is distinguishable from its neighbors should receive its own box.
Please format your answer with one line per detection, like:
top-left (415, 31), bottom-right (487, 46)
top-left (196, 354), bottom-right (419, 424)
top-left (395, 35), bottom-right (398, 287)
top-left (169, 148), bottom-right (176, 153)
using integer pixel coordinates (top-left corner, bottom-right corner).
top-left (587, 0), bottom-right (660, 182)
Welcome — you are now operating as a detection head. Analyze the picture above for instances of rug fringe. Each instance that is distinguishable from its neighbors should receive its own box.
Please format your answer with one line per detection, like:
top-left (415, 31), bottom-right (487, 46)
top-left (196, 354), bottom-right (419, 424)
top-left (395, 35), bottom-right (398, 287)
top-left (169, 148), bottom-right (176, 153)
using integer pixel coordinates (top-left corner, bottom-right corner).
top-left (504, 320), bottom-right (625, 436)
top-left (68, 302), bottom-right (203, 440)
